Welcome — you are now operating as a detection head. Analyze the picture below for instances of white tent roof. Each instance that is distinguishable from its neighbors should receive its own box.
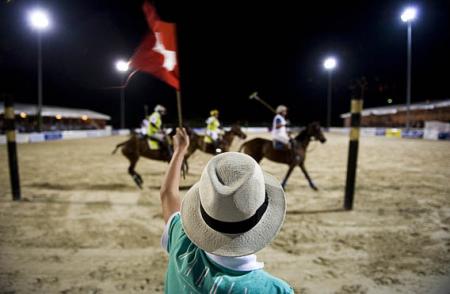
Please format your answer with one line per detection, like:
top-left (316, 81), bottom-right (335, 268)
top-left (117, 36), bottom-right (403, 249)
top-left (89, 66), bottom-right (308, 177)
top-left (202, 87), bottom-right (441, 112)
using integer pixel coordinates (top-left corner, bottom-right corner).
top-left (340, 99), bottom-right (450, 118)
top-left (0, 103), bottom-right (110, 120)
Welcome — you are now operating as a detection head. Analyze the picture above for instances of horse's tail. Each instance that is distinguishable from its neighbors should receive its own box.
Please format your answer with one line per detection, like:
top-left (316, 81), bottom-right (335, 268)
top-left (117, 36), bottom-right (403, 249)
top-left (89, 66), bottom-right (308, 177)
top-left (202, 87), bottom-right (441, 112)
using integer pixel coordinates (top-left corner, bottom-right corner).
top-left (112, 140), bottom-right (128, 155)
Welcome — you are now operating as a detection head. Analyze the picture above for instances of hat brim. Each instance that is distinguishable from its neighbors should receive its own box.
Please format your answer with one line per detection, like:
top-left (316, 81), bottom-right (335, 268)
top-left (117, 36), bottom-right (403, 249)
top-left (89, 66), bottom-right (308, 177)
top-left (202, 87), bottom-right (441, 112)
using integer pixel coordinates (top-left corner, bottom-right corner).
top-left (181, 172), bottom-right (286, 257)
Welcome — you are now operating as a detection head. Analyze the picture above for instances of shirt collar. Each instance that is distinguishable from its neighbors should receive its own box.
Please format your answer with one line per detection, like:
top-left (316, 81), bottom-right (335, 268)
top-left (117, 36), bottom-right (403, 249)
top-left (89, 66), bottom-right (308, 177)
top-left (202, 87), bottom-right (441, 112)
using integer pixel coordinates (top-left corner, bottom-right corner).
top-left (205, 252), bottom-right (264, 272)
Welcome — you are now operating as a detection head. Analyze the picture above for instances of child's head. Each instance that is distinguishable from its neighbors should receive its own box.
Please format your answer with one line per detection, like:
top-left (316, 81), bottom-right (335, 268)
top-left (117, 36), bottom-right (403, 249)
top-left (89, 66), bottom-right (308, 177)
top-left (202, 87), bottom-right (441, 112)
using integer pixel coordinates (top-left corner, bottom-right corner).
top-left (181, 152), bottom-right (286, 257)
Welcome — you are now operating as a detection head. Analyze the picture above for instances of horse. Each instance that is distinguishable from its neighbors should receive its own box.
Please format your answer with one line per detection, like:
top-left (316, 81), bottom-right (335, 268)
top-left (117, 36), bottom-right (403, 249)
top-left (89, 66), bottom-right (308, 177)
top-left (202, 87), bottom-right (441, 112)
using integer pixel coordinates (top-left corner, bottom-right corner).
top-left (239, 122), bottom-right (326, 190)
top-left (112, 131), bottom-right (185, 189)
top-left (185, 123), bottom-right (247, 160)
top-left (112, 124), bottom-right (245, 189)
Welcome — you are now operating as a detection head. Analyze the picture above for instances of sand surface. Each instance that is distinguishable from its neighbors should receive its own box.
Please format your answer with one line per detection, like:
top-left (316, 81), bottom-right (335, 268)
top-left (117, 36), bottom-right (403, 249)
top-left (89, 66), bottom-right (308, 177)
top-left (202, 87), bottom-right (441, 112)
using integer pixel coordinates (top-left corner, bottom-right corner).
top-left (1, 133), bottom-right (449, 293)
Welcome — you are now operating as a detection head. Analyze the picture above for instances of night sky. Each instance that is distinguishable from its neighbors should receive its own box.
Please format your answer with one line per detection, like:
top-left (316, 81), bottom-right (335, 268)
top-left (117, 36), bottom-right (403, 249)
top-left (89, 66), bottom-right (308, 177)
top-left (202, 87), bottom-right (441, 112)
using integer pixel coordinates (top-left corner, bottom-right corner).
top-left (1, 0), bottom-right (449, 128)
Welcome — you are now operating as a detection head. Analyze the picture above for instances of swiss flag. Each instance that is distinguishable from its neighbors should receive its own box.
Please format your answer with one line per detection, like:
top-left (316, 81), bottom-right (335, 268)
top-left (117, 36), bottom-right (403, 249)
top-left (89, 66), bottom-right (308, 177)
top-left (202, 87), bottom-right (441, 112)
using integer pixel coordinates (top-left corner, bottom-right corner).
top-left (130, 2), bottom-right (179, 89)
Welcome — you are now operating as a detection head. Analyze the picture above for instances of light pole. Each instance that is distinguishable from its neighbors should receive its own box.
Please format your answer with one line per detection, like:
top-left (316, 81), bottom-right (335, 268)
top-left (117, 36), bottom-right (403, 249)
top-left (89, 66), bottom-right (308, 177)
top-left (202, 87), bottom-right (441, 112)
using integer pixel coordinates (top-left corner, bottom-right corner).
top-left (28, 8), bottom-right (50, 132)
top-left (115, 60), bottom-right (129, 129)
top-left (323, 57), bottom-right (337, 130)
top-left (401, 7), bottom-right (417, 130)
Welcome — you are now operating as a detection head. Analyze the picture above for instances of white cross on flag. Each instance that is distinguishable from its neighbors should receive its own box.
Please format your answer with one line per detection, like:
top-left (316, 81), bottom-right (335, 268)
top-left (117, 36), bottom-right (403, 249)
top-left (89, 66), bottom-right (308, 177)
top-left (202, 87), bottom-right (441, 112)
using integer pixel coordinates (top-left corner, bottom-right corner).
top-left (130, 2), bottom-right (179, 89)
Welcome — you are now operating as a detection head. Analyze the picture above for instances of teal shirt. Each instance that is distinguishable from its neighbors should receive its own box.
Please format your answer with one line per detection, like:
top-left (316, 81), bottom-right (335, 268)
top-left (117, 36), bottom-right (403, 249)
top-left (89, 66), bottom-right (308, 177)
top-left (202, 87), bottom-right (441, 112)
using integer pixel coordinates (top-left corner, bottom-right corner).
top-left (163, 213), bottom-right (294, 294)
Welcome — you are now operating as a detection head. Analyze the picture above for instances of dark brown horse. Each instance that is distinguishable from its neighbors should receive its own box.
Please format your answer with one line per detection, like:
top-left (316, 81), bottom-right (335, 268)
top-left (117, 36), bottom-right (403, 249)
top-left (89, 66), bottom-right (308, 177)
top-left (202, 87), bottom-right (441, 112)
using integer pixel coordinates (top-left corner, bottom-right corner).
top-left (239, 122), bottom-right (326, 190)
top-left (112, 132), bottom-right (180, 189)
top-left (185, 124), bottom-right (247, 159)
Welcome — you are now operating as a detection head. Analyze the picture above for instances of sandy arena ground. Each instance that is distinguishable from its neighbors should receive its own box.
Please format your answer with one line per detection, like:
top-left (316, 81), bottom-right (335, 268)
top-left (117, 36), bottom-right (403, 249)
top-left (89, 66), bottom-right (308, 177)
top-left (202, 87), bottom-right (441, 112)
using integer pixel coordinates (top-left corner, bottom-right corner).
top-left (1, 132), bottom-right (449, 293)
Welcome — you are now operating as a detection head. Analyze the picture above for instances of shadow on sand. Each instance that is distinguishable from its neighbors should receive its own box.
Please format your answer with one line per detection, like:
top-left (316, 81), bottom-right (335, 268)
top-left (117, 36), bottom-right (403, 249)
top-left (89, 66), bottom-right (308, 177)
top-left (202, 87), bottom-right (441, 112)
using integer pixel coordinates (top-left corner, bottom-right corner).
top-left (287, 208), bottom-right (346, 215)
top-left (0, 197), bottom-right (153, 207)
top-left (147, 185), bottom-right (193, 191)
top-left (26, 182), bottom-right (135, 191)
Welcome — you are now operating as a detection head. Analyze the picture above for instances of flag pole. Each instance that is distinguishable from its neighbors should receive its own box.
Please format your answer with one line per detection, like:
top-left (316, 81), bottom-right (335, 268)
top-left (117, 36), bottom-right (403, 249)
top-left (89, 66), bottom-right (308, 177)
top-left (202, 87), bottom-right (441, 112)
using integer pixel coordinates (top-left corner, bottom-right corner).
top-left (174, 17), bottom-right (183, 128)
top-left (176, 90), bottom-right (183, 127)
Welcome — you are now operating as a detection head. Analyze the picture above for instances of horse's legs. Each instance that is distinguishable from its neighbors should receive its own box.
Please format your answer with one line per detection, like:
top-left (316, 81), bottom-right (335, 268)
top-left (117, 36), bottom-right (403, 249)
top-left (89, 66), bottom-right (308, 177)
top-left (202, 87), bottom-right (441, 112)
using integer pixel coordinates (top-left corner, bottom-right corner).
top-left (299, 163), bottom-right (318, 191)
top-left (281, 164), bottom-right (296, 189)
top-left (183, 158), bottom-right (189, 175)
top-left (128, 158), bottom-right (143, 189)
top-left (181, 159), bottom-right (188, 179)
top-left (183, 152), bottom-right (193, 175)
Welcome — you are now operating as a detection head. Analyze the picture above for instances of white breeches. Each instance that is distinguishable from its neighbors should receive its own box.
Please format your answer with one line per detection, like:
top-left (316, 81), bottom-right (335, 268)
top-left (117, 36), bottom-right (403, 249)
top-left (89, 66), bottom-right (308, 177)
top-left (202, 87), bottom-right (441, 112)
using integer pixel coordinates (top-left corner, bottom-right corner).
top-left (272, 133), bottom-right (290, 144)
top-left (206, 131), bottom-right (220, 141)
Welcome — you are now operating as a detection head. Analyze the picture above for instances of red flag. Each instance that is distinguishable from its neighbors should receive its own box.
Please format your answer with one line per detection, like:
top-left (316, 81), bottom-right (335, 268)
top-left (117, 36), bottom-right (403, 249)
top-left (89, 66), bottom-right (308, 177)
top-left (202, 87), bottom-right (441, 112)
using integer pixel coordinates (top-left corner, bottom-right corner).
top-left (130, 2), bottom-right (179, 89)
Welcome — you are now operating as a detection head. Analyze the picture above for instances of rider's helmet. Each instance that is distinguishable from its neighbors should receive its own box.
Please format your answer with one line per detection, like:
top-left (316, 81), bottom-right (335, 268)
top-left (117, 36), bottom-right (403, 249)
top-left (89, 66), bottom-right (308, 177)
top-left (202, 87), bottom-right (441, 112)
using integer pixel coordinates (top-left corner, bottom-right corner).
top-left (154, 104), bottom-right (167, 115)
top-left (210, 109), bottom-right (219, 116)
top-left (276, 105), bottom-right (288, 114)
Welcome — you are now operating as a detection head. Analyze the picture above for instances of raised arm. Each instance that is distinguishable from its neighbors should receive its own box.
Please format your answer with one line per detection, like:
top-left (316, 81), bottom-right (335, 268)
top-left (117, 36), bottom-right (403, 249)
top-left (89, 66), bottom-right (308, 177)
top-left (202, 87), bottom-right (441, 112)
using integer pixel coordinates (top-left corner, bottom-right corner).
top-left (160, 128), bottom-right (189, 223)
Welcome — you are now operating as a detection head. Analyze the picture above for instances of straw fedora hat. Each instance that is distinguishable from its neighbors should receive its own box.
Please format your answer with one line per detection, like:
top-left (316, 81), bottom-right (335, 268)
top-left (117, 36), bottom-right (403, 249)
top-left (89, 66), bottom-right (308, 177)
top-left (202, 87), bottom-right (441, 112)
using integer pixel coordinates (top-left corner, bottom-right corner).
top-left (181, 152), bottom-right (286, 257)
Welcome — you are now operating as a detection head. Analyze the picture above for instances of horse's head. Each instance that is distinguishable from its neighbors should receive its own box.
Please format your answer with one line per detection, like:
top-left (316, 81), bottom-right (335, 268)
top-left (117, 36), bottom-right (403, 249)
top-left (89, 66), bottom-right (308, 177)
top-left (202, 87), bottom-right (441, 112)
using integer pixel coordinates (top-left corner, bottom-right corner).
top-left (307, 122), bottom-right (326, 143)
top-left (230, 123), bottom-right (247, 139)
top-left (295, 122), bottom-right (326, 143)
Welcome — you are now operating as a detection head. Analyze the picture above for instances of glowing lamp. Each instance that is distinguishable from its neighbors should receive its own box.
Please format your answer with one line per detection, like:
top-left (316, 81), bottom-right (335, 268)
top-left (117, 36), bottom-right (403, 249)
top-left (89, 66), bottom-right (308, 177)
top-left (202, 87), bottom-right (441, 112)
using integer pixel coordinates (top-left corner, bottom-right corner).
top-left (115, 60), bottom-right (129, 72)
top-left (323, 57), bottom-right (337, 70)
top-left (401, 7), bottom-right (417, 23)
top-left (28, 9), bottom-right (50, 30)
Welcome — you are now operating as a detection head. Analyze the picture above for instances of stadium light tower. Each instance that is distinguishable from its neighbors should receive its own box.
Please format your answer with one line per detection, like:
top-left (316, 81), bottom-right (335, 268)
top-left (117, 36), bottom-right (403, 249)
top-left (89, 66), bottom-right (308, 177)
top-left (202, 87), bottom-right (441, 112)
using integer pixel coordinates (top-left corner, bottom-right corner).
top-left (323, 57), bottom-right (337, 130)
top-left (401, 6), bottom-right (417, 130)
top-left (115, 60), bottom-right (129, 129)
top-left (28, 8), bottom-right (50, 132)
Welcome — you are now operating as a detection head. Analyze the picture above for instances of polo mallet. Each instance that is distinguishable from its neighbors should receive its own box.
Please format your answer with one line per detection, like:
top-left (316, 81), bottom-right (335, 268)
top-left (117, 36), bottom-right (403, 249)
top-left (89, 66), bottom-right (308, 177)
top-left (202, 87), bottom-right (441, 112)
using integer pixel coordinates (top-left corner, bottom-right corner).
top-left (249, 91), bottom-right (295, 142)
top-left (249, 92), bottom-right (277, 114)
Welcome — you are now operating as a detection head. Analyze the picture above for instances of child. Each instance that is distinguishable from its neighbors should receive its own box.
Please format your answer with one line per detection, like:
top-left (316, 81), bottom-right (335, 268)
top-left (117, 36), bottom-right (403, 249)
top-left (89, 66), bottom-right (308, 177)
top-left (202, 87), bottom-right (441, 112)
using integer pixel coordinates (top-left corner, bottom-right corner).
top-left (159, 128), bottom-right (293, 293)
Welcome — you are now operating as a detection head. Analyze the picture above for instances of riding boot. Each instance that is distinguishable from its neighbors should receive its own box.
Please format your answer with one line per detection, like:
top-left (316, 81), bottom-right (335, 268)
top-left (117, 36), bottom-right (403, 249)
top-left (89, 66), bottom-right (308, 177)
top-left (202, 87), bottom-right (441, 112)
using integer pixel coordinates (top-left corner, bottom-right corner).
top-left (213, 140), bottom-right (222, 154)
top-left (143, 135), bottom-right (151, 149)
top-left (289, 139), bottom-right (300, 162)
top-left (160, 140), bottom-right (173, 161)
